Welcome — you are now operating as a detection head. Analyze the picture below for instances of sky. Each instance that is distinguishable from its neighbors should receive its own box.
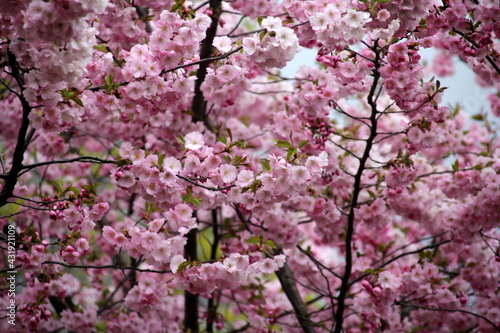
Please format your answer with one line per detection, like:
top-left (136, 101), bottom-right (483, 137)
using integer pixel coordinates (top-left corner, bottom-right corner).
top-left (281, 47), bottom-right (494, 115)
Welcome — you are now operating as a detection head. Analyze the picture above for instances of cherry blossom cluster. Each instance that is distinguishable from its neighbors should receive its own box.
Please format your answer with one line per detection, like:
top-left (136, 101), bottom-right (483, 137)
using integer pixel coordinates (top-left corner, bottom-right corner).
top-left (1, 0), bottom-right (500, 332)
top-left (242, 17), bottom-right (301, 69)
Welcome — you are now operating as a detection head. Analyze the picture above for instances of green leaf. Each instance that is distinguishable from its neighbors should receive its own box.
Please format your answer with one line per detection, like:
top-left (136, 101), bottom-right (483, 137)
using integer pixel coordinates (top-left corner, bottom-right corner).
top-left (298, 140), bottom-right (308, 149)
top-left (69, 186), bottom-right (80, 196)
top-left (367, 190), bottom-right (377, 199)
top-left (177, 261), bottom-right (190, 273)
top-left (224, 155), bottom-right (231, 164)
top-left (217, 136), bottom-right (227, 145)
top-left (471, 113), bottom-right (484, 121)
top-left (117, 159), bottom-right (131, 167)
top-left (95, 322), bottom-right (107, 332)
top-left (452, 160), bottom-right (459, 171)
top-left (246, 236), bottom-right (262, 245)
top-left (259, 30), bottom-right (267, 41)
top-left (485, 161), bottom-right (494, 168)
top-left (226, 128), bottom-right (233, 142)
top-left (158, 154), bottom-right (166, 168)
top-left (54, 181), bottom-right (63, 193)
top-left (93, 44), bottom-right (108, 53)
top-left (286, 147), bottom-right (296, 161)
top-left (69, 96), bottom-right (84, 107)
top-left (104, 74), bottom-right (114, 86)
top-left (259, 159), bottom-right (271, 171)
top-left (175, 135), bottom-right (185, 146)
top-left (473, 164), bottom-right (483, 170)
top-left (233, 155), bottom-right (242, 165)
top-left (276, 140), bottom-right (292, 148)
top-left (263, 239), bottom-right (276, 249)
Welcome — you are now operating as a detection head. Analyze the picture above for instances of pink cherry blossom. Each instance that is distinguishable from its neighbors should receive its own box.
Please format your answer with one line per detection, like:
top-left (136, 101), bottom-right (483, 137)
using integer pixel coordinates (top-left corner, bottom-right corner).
top-left (1, 1), bottom-right (499, 332)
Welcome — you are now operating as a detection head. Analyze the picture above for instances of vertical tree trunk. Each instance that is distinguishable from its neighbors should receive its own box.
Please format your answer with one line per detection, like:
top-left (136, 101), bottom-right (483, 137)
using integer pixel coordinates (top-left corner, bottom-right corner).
top-left (184, 228), bottom-right (198, 332)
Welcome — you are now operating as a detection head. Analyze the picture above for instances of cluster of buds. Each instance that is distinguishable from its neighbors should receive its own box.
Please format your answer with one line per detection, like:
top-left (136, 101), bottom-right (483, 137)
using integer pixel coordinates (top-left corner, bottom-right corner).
top-left (49, 201), bottom-right (70, 220)
top-left (310, 121), bottom-right (334, 149)
top-left (23, 305), bottom-right (52, 331)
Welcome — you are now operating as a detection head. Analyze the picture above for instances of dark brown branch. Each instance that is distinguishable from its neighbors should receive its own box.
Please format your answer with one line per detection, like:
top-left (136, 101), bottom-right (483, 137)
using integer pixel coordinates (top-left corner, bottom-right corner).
top-left (231, 206), bottom-right (314, 331)
top-left (350, 239), bottom-right (451, 286)
top-left (17, 156), bottom-right (116, 176)
top-left (274, 248), bottom-right (317, 333)
top-left (134, 6), bottom-right (153, 33)
top-left (159, 46), bottom-right (242, 76)
top-left (334, 40), bottom-right (382, 333)
top-left (41, 261), bottom-right (169, 273)
top-left (207, 208), bottom-right (220, 332)
top-left (452, 28), bottom-right (500, 77)
top-left (395, 301), bottom-right (500, 331)
top-left (176, 174), bottom-right (235, 191)
top-left (184, 222), bottom-right (199, 332)
top-left (0, 51), bottom-right (33, 208)
top-left (190, 0), bottom-right (223, 130)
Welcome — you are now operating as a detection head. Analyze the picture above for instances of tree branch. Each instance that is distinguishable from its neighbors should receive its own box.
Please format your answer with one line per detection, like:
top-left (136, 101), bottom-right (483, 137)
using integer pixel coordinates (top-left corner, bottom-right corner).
top-left (0, 51), bottom-right (33, 208)
top-left (395, 301), bottom-right (500, 331)
top-left (334, 40), bottom-right (382, 333)
top-left (191, 0), bottom-right (223, 130)
top-left (274, 248), bottom-right (317, 333)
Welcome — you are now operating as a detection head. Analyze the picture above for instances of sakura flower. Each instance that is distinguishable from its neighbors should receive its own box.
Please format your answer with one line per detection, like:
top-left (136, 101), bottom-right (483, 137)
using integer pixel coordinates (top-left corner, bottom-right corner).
top-left (170, 254), bottom-right (186, 273)
top-left (339, 61), bottom-right (358, 78)
top-left (129, 149), bottom-right (145, 164)
top-left (174, 203), bottom-right (193, 222)
top-left (256, 258), bottom-right (279, 274)
top-left (163, 156), bottom-right (182, 173)
top-left (261, 16), bottom-right (282, 31)
top-left (191, 13), bottom-right (211, 32)
top-left (74, 238), bottom-right (90, 254)
top-left (236, 169), bottom-right (255, 187)
top-left (219, 164), bottom-right (238, 183)
top-left (151, 241), bottom-right (172, 263)
top-left (125, 81), bottom-right (145, 100)
top-left (89, 202), bottom-right (109, 221)
top-left (159, 168), bottom-right (177, 185)
top-left (117, 170), bottom-right (136, 188)
top-left (184, 131), bottom-right (205, 150)
top-left (274, 254), bottom-right (286, 268)
top-left (140, 231), bottom-right (161, 251)
top-left (242, 35), bottom-right (259, 55)
top-left (102, 226), bottom-right (117, 242)
top-left (119, 142), bottom-right (134, 159)
top-left (344, 10), bottom-right (371, 28)
top-left (378, 271), bottom-right (401, 289)
top-left (306, 151), bottom-right (329, 173)
top-left (213, 36), bottom-right (232, 53)
top-left (139, 277), bottom-right (156, 295)
top-left (377, 9), bottom-right (391, 21)
top-left (310, 13), bottom-right (329, 31)
top-left (407, 126), bottom-right (423, 144)
top-left (62, 246), bottom-right (81, 265)
top-left (217, 65), bottom-right (240, 82)
top-left (183, 154), bottom-right (201, 173)
top-left (291, 166), bottom-right (311, 184)
top-left (421, 131), bottom-right (439, 148)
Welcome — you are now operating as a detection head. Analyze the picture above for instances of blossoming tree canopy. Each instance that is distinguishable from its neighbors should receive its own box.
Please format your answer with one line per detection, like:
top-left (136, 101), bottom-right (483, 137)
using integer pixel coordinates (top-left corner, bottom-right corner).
top-left (1, 0), bottom-right (499, 332)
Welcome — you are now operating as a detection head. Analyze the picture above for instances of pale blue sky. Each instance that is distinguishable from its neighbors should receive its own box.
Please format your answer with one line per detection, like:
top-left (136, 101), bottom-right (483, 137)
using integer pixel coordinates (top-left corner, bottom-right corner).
top-left (282, 47), bottom-right (493, 114)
